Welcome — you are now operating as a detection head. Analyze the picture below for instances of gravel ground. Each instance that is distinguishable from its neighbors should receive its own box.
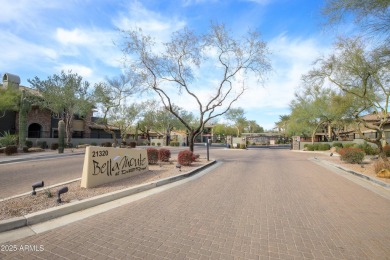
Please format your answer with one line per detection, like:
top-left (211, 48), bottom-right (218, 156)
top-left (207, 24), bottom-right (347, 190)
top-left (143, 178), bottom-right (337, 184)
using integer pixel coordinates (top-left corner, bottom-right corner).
top-left (0, 158), bottom-right (208, 220)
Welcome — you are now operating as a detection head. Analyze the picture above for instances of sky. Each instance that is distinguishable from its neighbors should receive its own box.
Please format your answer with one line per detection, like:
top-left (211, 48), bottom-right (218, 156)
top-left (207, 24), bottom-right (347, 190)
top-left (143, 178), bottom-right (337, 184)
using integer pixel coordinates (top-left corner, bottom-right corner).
top-left (0, 0), bottom-right (347, 130)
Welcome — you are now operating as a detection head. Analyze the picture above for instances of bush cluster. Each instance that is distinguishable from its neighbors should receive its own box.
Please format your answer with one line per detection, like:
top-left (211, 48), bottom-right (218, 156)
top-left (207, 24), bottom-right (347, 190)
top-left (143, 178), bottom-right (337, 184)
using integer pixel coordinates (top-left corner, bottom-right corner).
top-left (178, 150), bottom-right (194, 166)
top-left (129, 142), bottom-right (137, 148)
top-left (0, 131), bottom-right (17, 147)
top-left (51, 143), bottom-right (59, 150)
top-left (23, 146), bottom-right (29, 153)
top-left (147, 148), bottom-right (159, 165)
top-left (332, 142), bottom-right (343, 148)
top-left (355, 142), bottom-right (379, 155)
top-left (5, 145), bottom-right (18, 155)
top-left (339, 147), bottom-right (365, 164)
top-left (37, 141), bottom-right (47, 149)
top-left (304, 143), bottom-right (331, 151)
top-left (169, 141), bottom-right (180, 147)
top-left (25, 140), bottom-right (33, 148)
top-left (158, 148), bottom-right (171, 162)
top-left (343, 143), bottom-right (355, 148)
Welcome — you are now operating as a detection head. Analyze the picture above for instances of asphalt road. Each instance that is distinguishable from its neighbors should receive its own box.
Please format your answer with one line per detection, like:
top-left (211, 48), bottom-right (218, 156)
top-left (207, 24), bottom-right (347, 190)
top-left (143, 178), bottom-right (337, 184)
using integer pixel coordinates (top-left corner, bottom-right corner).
top-left (1, 148), bottom-right (390, 259)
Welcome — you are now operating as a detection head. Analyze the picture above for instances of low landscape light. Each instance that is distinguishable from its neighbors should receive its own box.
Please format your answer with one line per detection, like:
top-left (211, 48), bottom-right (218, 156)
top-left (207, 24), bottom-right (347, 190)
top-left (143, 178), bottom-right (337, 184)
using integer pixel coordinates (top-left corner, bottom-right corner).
top-left (176, 164), bottom-right (182, 171)
top-left (57, 186), bottom-right (68, 203)
top-left (32, 181), bottom-right (44, 195)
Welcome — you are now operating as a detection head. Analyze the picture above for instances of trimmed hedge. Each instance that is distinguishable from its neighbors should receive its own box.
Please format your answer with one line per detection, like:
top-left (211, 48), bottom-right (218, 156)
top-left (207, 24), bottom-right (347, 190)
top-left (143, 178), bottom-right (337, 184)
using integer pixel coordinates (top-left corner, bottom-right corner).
top-left (339, 148), bottom-right (365, 164)
top-left (147, 148), bottom-right (159, 165)
top-left (51, 143), bottom-right (59, 150)
top-left (178, 150), bottom-right (194, 166)
top-left (158, 148), bottom-right (171, 162)
top-left (332, 142), bottom-right (343, 148)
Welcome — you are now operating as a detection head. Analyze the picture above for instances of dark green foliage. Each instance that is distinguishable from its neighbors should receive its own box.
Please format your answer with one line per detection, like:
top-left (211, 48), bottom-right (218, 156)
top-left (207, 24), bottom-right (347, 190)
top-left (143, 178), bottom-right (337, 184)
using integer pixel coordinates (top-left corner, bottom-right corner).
top-left (318, 143), bottom-right (331, 151)
top-left (51, 143), bottom-right (59, 150)
top-left (178, 150), bottom-right (194, 166)
top-left (129, 142), bottom-right (137, 148)
top-left (305, 144), bottom-right (315, 151)
top-left (23, 146), bottom-right (29, 153)
top-left (158, 148), bottom-right (171, 162)
top-left (170, 141), bottom-right (180, 146)
top-left (339, 148), bottom-right (365, 164)
top-left (5, 145), bottom-right (18, 155)
top-left (66, 143), bottom-right (73, 148)
top-left (0, 131), bottom-right (17, 146)
top-left (91, 142), bottom-right (97, 146)
top-left (147, 148), bottom-right (159, 165)
top-left (355, 142), bottom-right (379, 155)
top-left (25, 140), bottom-right (33, 148)
top-left (37, 141), bottom-right (47, 149)
top-left (332, 142), bottom-right (343, 148)
top-left (239, 143), bottom-right (246, 149)
top-left (343, 143), bottom-right (355, 148)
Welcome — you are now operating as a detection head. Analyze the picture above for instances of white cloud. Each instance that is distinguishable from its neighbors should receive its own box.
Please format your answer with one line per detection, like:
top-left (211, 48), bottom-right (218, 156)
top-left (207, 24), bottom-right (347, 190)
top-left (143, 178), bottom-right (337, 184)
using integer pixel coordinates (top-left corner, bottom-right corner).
top-left (56, 28), bottom-right (92, 45)
top-left (55, 64), bottom-right (93, 78)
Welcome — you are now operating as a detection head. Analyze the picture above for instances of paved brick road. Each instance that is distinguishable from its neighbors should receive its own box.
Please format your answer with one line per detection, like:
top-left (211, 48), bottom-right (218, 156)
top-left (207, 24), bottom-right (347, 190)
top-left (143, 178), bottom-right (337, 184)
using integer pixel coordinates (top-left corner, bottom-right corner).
top-left (1, 149), bottom-right (390, 259)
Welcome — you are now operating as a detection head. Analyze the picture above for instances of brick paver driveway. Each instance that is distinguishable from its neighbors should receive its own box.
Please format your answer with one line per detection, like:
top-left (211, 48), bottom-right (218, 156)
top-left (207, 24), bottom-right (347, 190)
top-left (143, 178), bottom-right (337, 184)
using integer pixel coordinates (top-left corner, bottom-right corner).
top-left (1, 149), bottom-right (390, 259)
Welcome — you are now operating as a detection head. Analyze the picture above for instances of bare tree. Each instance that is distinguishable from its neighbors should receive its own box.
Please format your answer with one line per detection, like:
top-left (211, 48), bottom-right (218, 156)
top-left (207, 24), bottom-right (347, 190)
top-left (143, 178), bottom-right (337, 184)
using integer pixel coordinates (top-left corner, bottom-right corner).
top-left (121, 23), bottom-right (271, 151)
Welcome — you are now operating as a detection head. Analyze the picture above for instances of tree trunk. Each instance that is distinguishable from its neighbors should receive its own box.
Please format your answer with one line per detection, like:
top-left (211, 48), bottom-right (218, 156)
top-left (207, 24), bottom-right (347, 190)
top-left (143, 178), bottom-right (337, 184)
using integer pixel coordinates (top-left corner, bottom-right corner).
top-left (18, 108), bottom-right (27, 149)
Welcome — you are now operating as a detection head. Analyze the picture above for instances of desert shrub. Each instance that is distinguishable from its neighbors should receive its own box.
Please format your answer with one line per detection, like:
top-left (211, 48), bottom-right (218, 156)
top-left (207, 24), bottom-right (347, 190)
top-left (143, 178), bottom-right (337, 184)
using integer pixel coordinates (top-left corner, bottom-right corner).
top-left (25, 140), bottom-right (33, 148)
top-left (129, 142), bottom-right (137, 148)
top-left (356, 142), bottom-right (379, 156)
top-left (343, 143), bottom-right (355, 148)
top-left (170, 141), bottom-right (180, 146)
top-left (332, 142), bottom-right (343, 148)
top-left (147, 148), bottom-right (159, 165)
top-left (23, 146), bottom-right (29, 153)
top-left (37, 141), bottom-right (47, 149)
top-left (339, 148), bottom-right (365, 164)
top-left (51, 143), bottom-right (59, 150)
top-left (91, 142), bottom-right (97, 146)
top-left (178, 150), bottom-right (194, 166)
top-left (5, 145), bottom-right (18, 155)
top-left (66, 143), bottom-right (74, 148)
top-left (158, 148), bottom-right (171, 162)
top-left (305, 144), bottom-right (315, 151)
top-left (240, 143), bottom-right (246, 149)
top-left (157, 142), bottom-right (161, 146)
top-left (151, 142), bottom-right (155, 146)
top-left (374, 158), bottom-right (390, 173)
top-left (318, 143), bottom-right (331, 151)
top-left (384, 145), bottom-right (390, 157)
top-left (313, 143), bottom-right (320, 150)
top-left (0, 131), bottom-right (17, 146)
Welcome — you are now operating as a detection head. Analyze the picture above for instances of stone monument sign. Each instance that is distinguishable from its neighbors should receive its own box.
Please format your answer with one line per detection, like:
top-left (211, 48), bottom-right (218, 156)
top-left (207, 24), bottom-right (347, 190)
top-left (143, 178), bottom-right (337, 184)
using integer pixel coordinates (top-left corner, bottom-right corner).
top-left (81, 146), bottom-right (149, 188)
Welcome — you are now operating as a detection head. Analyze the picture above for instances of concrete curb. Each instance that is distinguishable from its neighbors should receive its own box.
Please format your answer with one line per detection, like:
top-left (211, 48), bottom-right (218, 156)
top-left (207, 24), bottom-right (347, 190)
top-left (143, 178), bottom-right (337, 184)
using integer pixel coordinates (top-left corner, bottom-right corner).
top-left (0, 160), bottom-right (217, 233)
top-left (313, 157), bottom-right (390, 189)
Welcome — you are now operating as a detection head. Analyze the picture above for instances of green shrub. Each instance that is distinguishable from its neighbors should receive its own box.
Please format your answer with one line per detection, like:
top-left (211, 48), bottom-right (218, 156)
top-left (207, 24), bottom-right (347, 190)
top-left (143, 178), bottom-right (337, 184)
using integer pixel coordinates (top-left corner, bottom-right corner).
top-left (170, 141), bottom-right (180, 146)
top-left (5, 145), bottom-right (18, 155)
top-left (239, 143), bottom-right (246, 149)
top-left (343, 143), bottom-right (355, 148)
top-left (339, 148), bottom-right (365, 164)
top-left (51, 143), bottom-right (59, 150)
top-left (37, 141), bottom-right (47, 149)
top-left (157, 142), bottom-right (161, 146)
top-left (178, 150), bottom-right (194, 166)
top-left (147, 148), bottom-right (159, 165)
top-left (91, 142), bottom-right (97, 146)
top-left (23, 146), bottom-right (29, 153)
top-left (25, 140), bottom-right (33, 148)
top-left (0, 131), bottom-right (17, 146)
top-left (356, 142), bottom-right (379, 156)
top-left (129, 142), bottom-right (137, 148)
top-left (305, 144), bottom-right (315, 151)
top-left (158, 148), bottom-right (171, 162)
top-left (332, 142), bottom-right (343, 148)
top-left (151, 142), bottom-right (155, 146)
top-left (313, 143), bottom-right (320, 150)
top-left (318, 143), bottom-right (331, 151)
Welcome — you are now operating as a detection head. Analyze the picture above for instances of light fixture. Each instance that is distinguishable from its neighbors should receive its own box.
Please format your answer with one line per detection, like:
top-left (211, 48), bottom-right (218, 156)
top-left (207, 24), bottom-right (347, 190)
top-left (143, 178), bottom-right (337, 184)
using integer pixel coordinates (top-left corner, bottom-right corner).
top-left (57, 186), bottom-right (69, 203)
top-left (176, 164), bottom-right (182, 171)
top-left (32, 181), bottom-right (44, 195)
